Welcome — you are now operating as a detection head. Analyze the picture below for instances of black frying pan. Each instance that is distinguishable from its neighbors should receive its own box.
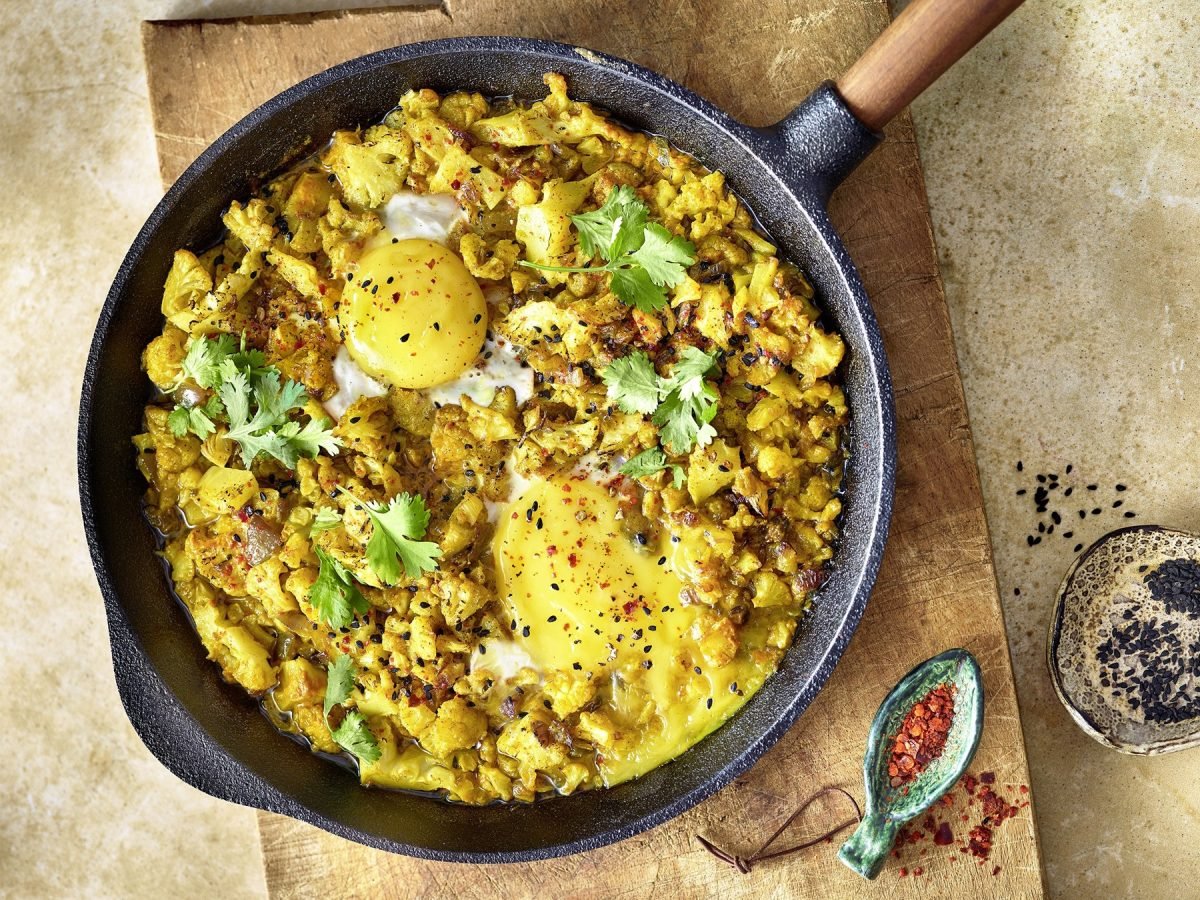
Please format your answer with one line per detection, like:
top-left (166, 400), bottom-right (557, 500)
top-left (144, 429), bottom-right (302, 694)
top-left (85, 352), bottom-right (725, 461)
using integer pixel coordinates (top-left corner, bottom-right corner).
top-left (78, 0), bottom-right (1022, 862)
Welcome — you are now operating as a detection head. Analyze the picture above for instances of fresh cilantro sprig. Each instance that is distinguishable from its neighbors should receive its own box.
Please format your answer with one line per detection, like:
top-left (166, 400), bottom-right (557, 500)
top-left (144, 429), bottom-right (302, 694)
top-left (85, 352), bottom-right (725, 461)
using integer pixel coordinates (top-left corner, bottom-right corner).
top-left (322, 656), bottom-right (380, 764)
top-left (331, 711), bottom-right (381, 765)
top-left (307, 492), bottom-right (441, 591)
top-left (324, 653), bottom-right (355, 716)
top-left (363, 493), bottom-right (442, 584)
top-left (604, 346), bottom-right (722, 466)
top-left (167, 334), bottom-right (339, 469)
top-left (519, 185), bottom-right (696, 312)
top-left (310, 547), bottom-right (369, 629)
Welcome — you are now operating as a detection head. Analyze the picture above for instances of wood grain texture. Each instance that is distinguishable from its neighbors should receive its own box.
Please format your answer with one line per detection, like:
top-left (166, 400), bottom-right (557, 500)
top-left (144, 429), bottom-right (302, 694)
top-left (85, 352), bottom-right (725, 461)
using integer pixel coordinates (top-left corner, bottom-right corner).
top-left (143, 3), bottom-right (1045, 896)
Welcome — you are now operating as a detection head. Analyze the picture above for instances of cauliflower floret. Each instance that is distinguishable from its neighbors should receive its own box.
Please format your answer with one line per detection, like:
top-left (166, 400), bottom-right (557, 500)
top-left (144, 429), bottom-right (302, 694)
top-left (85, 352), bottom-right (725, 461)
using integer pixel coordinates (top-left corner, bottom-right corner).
top-left (543, 671), bottom-right (597, 717)
top-left (222, 199), bottom-right (277, 254)
top-left (322, 126), bottom-right (413, 210)
top-left (142, 325), bottom-right (188, 390)
top-left (420, 697), bottom-right (487, 758)
top-left (496, 712), bottom-right (570, 788)
top-left (319, 199), bottom-right (381, 274)
top-left (282, 170), bottom-right (334, 253)
top-left (160, 249), bottom-right (212, 332)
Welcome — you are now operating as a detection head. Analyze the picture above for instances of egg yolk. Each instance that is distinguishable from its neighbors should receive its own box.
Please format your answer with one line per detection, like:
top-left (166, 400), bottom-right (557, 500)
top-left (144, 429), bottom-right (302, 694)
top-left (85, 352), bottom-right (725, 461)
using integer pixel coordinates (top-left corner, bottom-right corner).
top-left (340, 238), bottom-right (486, 389)
top-left (493, 471), bottom-right (766, 784)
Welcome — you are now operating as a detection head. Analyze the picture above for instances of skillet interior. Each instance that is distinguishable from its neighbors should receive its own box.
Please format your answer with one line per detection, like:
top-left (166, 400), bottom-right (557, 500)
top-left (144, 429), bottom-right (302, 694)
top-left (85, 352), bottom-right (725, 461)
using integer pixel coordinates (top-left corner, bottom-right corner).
top-left (78, 37), bottom-right (895, 861)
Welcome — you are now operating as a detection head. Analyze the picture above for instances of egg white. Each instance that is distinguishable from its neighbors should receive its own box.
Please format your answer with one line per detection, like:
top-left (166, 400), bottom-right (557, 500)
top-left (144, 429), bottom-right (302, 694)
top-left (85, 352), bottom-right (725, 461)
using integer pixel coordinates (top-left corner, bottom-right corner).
top-left (375, 190), bottom-right (464, 246)
top-left (323, 346), bottom-right (388, 419)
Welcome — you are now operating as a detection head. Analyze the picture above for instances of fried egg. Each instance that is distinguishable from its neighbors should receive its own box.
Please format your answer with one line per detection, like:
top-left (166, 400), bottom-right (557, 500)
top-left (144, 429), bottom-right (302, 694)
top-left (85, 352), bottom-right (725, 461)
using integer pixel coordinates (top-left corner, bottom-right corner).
top-left (326, 191), bottom-right (536, 418)
top-left (473, 461), bottom-right (767, 784)
top-left (337, 190), bottom-right (485, 391)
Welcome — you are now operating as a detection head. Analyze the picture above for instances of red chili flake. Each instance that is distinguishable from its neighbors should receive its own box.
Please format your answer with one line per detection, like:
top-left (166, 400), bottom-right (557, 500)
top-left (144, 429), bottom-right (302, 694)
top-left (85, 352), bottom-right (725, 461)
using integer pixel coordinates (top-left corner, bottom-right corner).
top-left (966, 825), bottom-right (993, 861)
top-left (318, 283), bottom-right (327, 295)
top-left (450, 179), bottom-right (462, 190)
top-left (622, 600), bottom-right (639, 616)
top-left (934, 822), bottom-right (955, 846)
top-left (568, 553), bottom-right (579, 568)
top-left (980, 771), bottom-right (996, 785)
top-left (913, 867), bottom-right (924, 877)
top-left (236, 507), bottom-right (250, 523)
top-left (546, 545), bottom-right (558, 556)
top-left (898, 868), bottom-right (908, 877)
top-left (963, 774), bottom-right (978, 795)
top-left (992, 866), bottom-right (1002, 876)
top-left (887, 683), bottom-right (956, 788)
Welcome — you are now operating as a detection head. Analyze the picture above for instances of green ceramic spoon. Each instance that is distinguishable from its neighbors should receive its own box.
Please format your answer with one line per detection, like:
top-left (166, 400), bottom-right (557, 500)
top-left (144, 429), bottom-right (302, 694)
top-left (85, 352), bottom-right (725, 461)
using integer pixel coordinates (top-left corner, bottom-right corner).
top-left (838, 648), bottom-right (984, 879)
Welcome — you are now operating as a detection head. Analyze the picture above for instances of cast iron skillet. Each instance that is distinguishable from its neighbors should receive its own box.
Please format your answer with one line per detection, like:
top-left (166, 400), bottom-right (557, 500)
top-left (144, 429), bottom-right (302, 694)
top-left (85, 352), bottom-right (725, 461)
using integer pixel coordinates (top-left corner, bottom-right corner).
top-left (78, 0), bottom-right (1021, 862)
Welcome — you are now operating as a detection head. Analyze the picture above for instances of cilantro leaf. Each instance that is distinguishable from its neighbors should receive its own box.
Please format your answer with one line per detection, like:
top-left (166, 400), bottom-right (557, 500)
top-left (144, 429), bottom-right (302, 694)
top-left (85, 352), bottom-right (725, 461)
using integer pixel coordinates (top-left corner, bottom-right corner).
top-left (620, 447), bottom-right (686, 488)
top-left (518, 187), bottom-right (695, 311)
top-left (167, 406), bottom-right (191, 438)
top-left (324, 654), bottom-right (355, 716)
top-left (602, 346), bottom-right (722, 460)
top-left (602, 351), bottom-right (661, 415)
top-left (310, 548), bottom-right (368, 629)
top-left (220, 367), bottom-right (338, 469)
top-left (331, 710), bottom-right (381, 765)
top-left (311, 506), bottom-right (343, 533)
top-left (629, 223), bottom-right (695, 288)
top-left (609, 265), bottom-right (668, 313)
top-left (571, 185), bottom-right (648, 260)
top-left (654, 388), bottom-right (718, 455)
top-left (620, 447), bottom-right (669, 477)
top-left (168, 401), bottom-right (218, 440)
top-left (665, 345), bottom-right (721, 399)
top-left (364, 493), bottom-right (442, 585)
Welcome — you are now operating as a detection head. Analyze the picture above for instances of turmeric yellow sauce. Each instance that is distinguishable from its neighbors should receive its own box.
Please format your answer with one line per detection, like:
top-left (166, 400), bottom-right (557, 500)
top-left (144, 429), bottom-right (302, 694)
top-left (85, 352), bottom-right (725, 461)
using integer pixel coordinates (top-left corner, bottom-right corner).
top-left (134, 74), bottom-right (847, 803)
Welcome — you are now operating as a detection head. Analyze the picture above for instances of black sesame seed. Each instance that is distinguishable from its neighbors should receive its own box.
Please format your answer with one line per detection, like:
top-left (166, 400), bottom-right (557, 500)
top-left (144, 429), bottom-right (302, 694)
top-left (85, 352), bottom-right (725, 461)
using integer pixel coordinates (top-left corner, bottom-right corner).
top-left (1074, 543), bottom-right (1084, 552)
top-left (1016, 489), bottom-right (1027, 496)
top-left (1116, 484), bottom-right (1127, 492)
top-left (573, 662), bottom-right (582, 670)
top-left (1125, 511), bottom-right (1137, 518)
top-left (1064, 486), bottom-right (1074, 497)
top-left (1092, 508), bottom-right (1102, 515)
top-left (1017, 461), bottom-right (1024, 472)
top-left (1087, 484), bottom-right (1098, 491)
top-left (548, 615), bottom-right (557, 622)
top-left (400, 333), bottom-right (410, 342)
top-left (522, 625), bottom-right (530, 637)
top-left (1051, 511), bottom-right (1062, 524)
top-left (1037, 474), bottom-right (1046, 484)
top-left (1063, 531), bottom-right (1074, 539)
top-left (707, 698), bottom-right (713, 709)
top-left (1113, 500), bottom-right (1124, 508)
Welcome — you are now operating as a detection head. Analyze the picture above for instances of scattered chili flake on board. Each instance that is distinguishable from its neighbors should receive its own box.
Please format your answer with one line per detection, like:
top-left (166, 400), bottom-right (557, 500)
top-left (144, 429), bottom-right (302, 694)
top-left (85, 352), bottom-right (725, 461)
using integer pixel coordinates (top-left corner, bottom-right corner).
top-left (887, 683), bottom-right (956, 788)
top-left (890, 773), bottom-right (1030, 878)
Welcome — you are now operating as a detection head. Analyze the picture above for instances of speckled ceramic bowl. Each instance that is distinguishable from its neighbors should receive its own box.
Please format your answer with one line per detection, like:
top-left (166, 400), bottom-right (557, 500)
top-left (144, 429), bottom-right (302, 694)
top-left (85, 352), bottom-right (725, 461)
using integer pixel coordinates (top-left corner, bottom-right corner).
top-left (78, 37), bottom-right (896, 861)
top-left (1049, 525), bottom-right (1200, 754)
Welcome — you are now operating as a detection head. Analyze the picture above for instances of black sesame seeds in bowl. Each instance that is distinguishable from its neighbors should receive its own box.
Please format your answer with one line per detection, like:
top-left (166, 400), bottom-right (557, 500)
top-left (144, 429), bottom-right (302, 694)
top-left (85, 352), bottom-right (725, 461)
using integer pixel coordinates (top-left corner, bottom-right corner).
top-left (1048, 525), bottom-right (1200, 754)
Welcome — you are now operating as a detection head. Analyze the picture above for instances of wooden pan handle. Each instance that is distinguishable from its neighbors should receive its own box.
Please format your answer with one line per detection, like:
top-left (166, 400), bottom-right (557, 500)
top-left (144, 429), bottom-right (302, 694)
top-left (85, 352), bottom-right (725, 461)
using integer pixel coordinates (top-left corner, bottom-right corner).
top-left (836, 0), bottom-right (1025, 132)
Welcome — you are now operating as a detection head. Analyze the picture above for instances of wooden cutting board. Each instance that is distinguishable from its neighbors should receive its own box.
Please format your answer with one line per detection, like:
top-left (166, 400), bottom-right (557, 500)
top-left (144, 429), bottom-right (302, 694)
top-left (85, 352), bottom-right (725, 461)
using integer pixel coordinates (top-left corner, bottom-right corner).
top-left (142, 3), bottom-right (1044, 897)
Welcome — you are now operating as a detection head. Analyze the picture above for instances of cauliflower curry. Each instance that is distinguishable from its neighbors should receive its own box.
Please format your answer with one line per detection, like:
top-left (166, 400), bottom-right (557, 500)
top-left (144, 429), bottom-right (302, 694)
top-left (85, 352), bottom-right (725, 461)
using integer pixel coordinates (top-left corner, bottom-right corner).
top-left (134, 74), bottom-right (847, 803)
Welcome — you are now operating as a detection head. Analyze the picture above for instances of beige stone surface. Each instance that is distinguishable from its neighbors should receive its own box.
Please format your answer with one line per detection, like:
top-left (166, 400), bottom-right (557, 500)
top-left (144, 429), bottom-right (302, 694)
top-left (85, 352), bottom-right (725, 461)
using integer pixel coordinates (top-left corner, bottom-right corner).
top-left (0, 0), bottom-right (1195, 897)
top-left (907, 1), bottom-right (1200, 896)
